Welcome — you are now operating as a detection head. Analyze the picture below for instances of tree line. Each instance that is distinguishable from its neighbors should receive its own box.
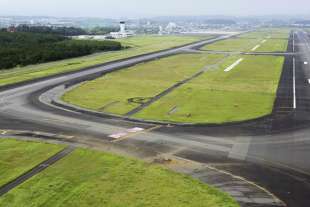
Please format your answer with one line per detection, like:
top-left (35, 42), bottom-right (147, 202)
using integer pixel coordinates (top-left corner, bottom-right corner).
top-left (8, 25), bottom-right (87, 36)
top-left (0, 31), bottom-right (122, 70)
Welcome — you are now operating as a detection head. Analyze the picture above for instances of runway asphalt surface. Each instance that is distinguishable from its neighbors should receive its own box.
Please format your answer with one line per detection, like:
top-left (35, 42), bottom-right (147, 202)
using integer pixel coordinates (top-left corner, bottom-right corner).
top-left (1, 32), bottom-right (310, 206)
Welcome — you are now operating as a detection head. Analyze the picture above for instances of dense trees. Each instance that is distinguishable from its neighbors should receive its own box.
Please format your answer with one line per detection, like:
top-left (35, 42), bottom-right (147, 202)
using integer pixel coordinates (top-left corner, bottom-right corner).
top-left (88, 27), bottom-right (119, 35)
top-left (0, 32), bottom-right (122, 70)
top-left (14, 25), bottom-right (87, 36)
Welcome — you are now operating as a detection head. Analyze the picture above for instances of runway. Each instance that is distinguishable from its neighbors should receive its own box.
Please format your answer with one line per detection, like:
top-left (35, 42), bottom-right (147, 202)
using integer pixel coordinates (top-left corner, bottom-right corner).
top-left (1, 32), bottom-right (310, 207)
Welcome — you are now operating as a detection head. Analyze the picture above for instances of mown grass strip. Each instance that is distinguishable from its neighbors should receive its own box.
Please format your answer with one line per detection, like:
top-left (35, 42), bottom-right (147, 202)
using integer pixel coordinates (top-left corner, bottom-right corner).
top-left (0, 139), bottom-right (65, 187)
top-left (0, 147), bottom-right (239, 207)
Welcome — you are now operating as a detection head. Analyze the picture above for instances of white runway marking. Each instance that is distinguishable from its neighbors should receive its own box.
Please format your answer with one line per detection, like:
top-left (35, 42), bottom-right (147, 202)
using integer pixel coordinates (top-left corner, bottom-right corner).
top-left (308, 79), bottom-right (310, 84)
top-left (127, 127), bottom-right (144, 133)
top-left (251, 45), bottom-right (261, 51)
top-left (293, 57), bottom-right (296, 109)
top-left (304, 62), bottom-right (308, 65)
top-left (261, 39), bottom-right (267, 44)
top-left (293, 32), bottom-right (295, 53)
top-left (109, 132), bottom-right (128, 139)
top-left (108, 127), bottom-right (145, 139)
top-left (224, 58), bottom-right (244, 72)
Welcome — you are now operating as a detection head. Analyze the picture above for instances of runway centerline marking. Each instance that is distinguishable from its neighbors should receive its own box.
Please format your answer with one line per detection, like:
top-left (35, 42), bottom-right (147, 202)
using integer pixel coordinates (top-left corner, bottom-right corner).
top-left (293, 32), bottom-right (295, 53)
top-left (224, 58), bottom-right (243, 72)
top-left (293, 57), bottom-right (296, 109)
top-left (251, 44), bottom-right (261, 51)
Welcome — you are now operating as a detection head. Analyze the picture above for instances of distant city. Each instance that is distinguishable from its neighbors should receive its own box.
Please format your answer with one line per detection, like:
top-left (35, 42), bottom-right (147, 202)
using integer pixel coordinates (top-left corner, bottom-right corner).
top-left (1, 15), bottom-right (310, 38)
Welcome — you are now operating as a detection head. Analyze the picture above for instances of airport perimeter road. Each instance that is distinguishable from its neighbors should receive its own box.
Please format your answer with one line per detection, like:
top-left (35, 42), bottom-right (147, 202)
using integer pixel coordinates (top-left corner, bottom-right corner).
top-left (1, 33), bottom-right (310, 207)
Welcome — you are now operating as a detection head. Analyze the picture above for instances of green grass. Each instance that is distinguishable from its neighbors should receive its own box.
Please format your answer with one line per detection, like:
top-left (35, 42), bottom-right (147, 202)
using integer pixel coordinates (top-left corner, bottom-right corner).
top-left (63, 53), bottom-right (225, 115)
top-left (134, 55), bottom-right (284, 123)
top-left (0, 147), bottom-right (239, 207)
top-left (202, 29), bottom-right (290, 52)
top-left (201, 37), bottom-right (263, 52)
top-left (0, 35), bottom-right (211, 87)
top-left (255, 39), bottom-right (289, 52)
top-left (238, 28), bottom-right (291, 39)
top-left (202, 37), bottom-right (288, 53)
top-left (0, 139), bottom-right (64, 187)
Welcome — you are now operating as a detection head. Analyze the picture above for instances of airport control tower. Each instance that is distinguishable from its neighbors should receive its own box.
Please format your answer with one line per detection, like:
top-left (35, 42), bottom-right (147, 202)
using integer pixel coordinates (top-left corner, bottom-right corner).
top-left (120, 21), bottom-right (126, 34)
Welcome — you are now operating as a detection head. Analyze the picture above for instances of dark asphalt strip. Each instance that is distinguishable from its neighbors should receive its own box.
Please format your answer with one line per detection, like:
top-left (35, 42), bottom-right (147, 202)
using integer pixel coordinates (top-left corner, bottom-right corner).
top-left (0, 146), bottom-right (75, 196)
top-left (125, 71), bottom-right (204, 116)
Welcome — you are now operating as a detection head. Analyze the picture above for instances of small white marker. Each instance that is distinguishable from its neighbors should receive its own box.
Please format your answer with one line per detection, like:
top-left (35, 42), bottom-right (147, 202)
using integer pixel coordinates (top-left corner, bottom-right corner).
top-left (261, 40), bottom-right (267, 43)
top-left (251, 45), bottom-right (261, 51)
top-left (308, 79), bottom-right (310, 84)
top-left (304, 62), bottom-right (308, 65)
top-left (224, 58), bottom-right (244, 72)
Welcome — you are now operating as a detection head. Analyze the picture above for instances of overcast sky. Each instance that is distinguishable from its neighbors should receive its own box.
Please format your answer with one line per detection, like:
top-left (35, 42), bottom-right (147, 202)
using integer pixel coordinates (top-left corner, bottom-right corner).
top-left (0, 0), bottom-right (309, 18)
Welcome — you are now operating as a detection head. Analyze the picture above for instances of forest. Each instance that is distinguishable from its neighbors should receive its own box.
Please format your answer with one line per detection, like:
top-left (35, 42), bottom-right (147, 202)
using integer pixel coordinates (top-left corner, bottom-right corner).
top-left (0, 31), bottom-right (122, 70)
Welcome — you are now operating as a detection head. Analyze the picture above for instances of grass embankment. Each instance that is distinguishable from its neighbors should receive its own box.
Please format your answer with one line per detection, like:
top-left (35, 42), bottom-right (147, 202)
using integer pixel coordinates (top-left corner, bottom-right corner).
top-left (0, 139), bottom-right (239, 207)
top-left (0, 35), bottom-right (211, 87)
top-left (63, 53), bottom-right (225, 114)
top-left (0, 139), bottom-right (64, 187)
top-left (135, 55), bottom-right (284, 123)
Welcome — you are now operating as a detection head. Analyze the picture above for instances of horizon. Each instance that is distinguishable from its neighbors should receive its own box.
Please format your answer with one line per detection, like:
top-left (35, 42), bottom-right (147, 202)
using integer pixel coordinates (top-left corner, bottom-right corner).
top-left (1, 0), bottom-right (310, 19)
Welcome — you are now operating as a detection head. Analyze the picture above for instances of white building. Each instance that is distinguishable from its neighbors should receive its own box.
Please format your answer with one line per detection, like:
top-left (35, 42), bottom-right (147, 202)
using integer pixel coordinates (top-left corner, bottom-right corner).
top-left (110, 21), bottom-right (134, 39)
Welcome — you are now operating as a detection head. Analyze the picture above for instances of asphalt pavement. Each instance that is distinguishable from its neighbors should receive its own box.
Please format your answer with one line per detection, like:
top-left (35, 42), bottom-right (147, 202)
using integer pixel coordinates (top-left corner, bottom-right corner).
top-left (1, 32), bottom-right (310, 207)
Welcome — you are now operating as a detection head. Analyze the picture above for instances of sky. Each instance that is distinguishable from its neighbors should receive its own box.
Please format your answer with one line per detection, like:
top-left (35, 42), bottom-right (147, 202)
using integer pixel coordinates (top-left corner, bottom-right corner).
top-left (0, 0), bottom-right (309, 18)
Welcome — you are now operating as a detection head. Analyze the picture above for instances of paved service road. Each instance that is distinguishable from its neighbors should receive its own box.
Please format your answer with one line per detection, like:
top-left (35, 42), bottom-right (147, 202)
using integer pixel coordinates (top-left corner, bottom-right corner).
top-left (1, 33), bottom-right (310, 207)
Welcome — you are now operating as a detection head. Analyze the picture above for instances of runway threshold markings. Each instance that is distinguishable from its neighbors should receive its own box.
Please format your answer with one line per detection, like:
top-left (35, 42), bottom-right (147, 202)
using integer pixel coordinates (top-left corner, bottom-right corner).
top-left (251, 44), bottom-right (261, 51)
top-left (224, 58), bottom-right (244, 72)
top-left (110, 126), bottom-right (161, 142)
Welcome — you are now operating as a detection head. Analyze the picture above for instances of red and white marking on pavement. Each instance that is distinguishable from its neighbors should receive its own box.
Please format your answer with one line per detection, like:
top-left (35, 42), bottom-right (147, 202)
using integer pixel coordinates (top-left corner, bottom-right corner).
top-left (108, 127), bottom-right (145, 139)
top-left (108, 132), bottom-right (128, 139)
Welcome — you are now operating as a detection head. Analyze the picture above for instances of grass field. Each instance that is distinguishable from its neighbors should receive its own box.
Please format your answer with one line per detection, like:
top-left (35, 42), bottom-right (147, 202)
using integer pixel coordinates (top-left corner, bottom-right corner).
top-left (0, 139), bottom-right (64, 187)
top-left (63, 53), bottom-right (225, 114)
top-left (238, 28), bottom-right (291, 39)
top-left (135, 55), bottom-right (284, 123)
top-left (255, 39), bottom-right (289, 52)
top-left (202, 38), bottom-right (289, 52)
top-left (0, 35), bottom-right (211, 87)
top-left (63, 51), bottom-right (284, 124)
top-left (202, 29), bottom-right (290, 52)
top-left (201, 37), bottom-right (263, 52)
top-left (0, 140), bottom-right (239, 207)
